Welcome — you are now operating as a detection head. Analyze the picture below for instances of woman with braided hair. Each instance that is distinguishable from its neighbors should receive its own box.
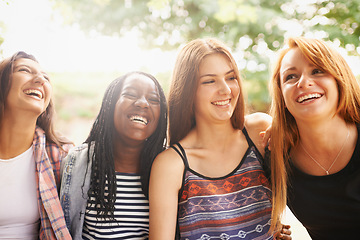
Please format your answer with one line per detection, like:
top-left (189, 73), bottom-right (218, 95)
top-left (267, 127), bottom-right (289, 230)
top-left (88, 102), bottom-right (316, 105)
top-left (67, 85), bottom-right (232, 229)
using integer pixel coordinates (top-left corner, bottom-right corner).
top-left (60, 71), bottom-right (167, 239)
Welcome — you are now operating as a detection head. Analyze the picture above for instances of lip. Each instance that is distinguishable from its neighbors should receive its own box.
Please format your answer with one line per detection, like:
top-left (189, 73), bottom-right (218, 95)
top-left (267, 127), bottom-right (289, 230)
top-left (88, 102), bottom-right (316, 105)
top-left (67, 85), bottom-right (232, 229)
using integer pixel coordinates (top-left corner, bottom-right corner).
top-left (296, 92), bottom-right (323, 104)
top-left (211, 98), bottom-right (231, 106)
top-left (23, 87), bottom-right (44, 100)
top-left (127, 112), bottom-right (150, 126)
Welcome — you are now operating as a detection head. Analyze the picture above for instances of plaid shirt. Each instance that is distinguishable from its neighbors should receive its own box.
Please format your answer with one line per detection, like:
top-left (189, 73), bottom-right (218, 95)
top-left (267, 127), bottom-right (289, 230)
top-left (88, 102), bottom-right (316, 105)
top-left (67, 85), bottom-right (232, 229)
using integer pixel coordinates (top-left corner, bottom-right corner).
top-left (33, 126), bottom-right (72, 239)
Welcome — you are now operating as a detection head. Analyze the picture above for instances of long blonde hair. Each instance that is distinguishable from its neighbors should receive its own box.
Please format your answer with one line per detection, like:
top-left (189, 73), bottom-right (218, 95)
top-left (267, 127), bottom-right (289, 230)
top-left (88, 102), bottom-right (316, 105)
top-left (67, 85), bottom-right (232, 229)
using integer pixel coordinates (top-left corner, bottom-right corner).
top-left (269, 37), bottom-right (360, 231)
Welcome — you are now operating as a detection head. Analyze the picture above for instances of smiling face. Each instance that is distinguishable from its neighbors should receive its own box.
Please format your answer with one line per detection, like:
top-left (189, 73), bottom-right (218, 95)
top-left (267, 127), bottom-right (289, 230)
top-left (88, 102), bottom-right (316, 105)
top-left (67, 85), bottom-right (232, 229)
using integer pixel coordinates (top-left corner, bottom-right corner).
top-left (194, 53), bottom-right (240, 124)
top-left (280, 47), bottom-right (339, 122)
top-left (113, 73), bottom-right (161, 144)
top-left (5, 58), bottom-right (52, 117)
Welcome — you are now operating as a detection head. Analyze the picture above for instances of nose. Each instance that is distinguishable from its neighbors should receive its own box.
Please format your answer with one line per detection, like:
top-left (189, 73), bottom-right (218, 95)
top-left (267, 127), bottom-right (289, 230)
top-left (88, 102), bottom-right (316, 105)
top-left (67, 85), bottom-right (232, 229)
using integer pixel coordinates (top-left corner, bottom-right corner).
top-left (134, 95), bottom-right (149, 109)
top-left (297, 74), bottom-right (313, 89)
top-left (218, 79), bottom-right (231, 95)
top-left (33, 73), bottom-right (46, 85)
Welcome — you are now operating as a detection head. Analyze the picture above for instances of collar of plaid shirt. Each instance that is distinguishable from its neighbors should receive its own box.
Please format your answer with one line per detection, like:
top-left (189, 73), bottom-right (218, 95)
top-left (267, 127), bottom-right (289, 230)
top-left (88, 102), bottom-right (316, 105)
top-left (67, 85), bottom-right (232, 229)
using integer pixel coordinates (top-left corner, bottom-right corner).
top-left (33, 126), bottom-right (72, 239)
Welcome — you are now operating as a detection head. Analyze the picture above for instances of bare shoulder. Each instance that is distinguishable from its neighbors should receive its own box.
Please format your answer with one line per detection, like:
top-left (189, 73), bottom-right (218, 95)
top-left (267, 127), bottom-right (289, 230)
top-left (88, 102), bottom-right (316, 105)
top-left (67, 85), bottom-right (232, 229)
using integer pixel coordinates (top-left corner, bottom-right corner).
top-left (150, 146), bottom-right (185, 198)
top-left (151, 146), bottom-right (185, 178)
top-left (245, 112), bottom-right (272, 130)
top-left (244, 112), bottom-right (272, 156)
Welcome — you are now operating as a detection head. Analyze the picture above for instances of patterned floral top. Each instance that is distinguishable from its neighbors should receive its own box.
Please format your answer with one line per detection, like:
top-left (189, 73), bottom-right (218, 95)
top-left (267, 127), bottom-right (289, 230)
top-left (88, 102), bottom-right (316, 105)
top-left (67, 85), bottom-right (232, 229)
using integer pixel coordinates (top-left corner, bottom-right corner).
top-left (172, 128), bottom-right (273, 240)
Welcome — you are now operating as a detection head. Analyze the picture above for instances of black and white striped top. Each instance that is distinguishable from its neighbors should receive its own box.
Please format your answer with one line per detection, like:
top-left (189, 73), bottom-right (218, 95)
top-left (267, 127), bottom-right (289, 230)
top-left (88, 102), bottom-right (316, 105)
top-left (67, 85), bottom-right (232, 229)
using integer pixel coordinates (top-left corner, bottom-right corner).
top-left (82, 172), bottom-right (149, 240)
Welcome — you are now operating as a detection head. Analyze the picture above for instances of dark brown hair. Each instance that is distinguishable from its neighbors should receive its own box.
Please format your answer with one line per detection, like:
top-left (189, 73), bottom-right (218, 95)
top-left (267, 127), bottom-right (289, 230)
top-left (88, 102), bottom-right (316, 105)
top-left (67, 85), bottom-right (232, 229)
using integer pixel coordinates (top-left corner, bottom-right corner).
top-left (0, 51), bottom-right (70, 147)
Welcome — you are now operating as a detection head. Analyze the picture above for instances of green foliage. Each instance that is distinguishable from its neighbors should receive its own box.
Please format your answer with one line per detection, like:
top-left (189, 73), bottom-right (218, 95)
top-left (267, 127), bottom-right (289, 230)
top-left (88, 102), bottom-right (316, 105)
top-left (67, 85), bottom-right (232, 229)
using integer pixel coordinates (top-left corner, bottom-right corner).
top-left (51, 71), bottom-right (120, 120)
top-left (54, 0), bottom-right (360, 111)
top-left (308, 0), bottom-right (360, 55)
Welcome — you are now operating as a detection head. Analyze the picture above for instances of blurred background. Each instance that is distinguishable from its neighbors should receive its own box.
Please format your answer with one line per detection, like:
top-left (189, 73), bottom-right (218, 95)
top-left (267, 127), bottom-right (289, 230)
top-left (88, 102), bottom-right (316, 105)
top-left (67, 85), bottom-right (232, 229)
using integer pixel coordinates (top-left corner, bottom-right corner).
top-left (1, 0), bottom-right (359, 238)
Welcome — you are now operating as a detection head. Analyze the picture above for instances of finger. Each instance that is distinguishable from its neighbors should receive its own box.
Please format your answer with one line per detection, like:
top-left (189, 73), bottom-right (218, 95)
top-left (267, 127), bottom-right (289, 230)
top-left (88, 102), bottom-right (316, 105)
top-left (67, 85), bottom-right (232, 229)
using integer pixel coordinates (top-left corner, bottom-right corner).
top-left (259, 131), bottom-right (270, 148)
top-left (261, 127), bottom-right (272, 149)
top-left (273, 232), bottom-right (282, 240)
top-left (282, 224), bottom-right (291, 229)
top-left (280, 233), bottom-right (292, 240)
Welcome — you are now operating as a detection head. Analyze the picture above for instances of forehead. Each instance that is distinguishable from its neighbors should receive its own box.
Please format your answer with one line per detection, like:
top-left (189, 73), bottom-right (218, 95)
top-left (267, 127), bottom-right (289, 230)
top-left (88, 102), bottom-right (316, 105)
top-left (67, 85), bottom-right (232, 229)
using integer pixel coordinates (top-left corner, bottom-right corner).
top-left (280, 47), bottom-right (309, 71)
top-left (199, 53), bottom-right (233, 75)
top-left (14, 58), bottom-right (43, 70)
top-left (122, 74), bottom-right (159, 93)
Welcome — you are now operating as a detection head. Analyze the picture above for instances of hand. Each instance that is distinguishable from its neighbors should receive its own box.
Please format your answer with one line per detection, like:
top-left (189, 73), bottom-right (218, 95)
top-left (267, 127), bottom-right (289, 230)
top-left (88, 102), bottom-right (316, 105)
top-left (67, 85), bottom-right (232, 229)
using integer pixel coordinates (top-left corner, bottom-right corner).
top-left (274, 224), bottom-right (292, 240)
top-left (260, 124), bottom-right (272, 150)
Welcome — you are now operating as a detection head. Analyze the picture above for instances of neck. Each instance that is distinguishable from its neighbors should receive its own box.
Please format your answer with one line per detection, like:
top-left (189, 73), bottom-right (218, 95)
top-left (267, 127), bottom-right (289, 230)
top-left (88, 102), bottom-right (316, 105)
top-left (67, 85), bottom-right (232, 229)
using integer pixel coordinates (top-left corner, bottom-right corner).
top-left (0, 115), bottom-right (37, 159)
top-left (112, 140), bottom-right (143, 173)
top-left (190, 120), bottom-right (238, 149)
top-left (292, 116), bottom-right (356, 175)
top-left (296, 116), bottom-right (347, 151)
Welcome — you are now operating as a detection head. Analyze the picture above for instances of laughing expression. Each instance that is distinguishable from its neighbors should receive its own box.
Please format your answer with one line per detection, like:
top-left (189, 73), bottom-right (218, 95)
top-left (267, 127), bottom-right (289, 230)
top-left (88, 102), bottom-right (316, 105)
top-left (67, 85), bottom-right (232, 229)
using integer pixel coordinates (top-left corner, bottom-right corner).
top-left (280, 47), bottom-right (339, 122)
top-left (5, 58), bottom-right (51, 117)
top-left (194, 53), bottom-right (240, 124)
top-left (113, 73), bottom-right (161, 144)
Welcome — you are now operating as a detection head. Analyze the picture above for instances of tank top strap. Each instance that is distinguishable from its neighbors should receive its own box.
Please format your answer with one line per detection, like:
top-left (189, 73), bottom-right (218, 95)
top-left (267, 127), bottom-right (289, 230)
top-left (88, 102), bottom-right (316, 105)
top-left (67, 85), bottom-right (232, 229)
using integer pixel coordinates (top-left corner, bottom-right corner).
top-left (170, 143), bottom-right (190, 169)
top-left (242, 127), bottom-right (256, 148)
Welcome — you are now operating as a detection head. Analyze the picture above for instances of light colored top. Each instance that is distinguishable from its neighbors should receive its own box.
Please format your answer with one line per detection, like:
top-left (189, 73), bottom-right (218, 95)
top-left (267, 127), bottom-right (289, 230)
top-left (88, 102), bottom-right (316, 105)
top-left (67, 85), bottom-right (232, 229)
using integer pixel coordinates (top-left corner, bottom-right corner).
top-left (82, 172), bottom-right (149, 240)
top-left (0, 146), bottom-right (39, 239)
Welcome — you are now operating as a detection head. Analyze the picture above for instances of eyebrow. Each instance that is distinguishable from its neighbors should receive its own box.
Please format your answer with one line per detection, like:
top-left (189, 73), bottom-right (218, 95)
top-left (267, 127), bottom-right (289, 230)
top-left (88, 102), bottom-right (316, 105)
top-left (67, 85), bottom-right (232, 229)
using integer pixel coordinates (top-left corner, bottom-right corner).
top-left (199, 69), bottom-right (235, 79)
top-left (280, 66), bottom-right (296, 75)
top-left (123, 86), bottom-right (159, 95)
top-left (281, 62), bottom-right (319, 76)
top-left (14, 64), bottom-right (48, 76)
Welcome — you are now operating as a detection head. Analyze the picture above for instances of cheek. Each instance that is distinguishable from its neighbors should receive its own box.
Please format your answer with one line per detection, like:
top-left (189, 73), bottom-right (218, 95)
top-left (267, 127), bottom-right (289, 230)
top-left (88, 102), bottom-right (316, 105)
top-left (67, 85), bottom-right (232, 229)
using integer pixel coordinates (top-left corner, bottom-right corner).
top-left (45, 84), bottom-right (52, 101)
top-left (113, 103), bottom-right (122, 124)
top-left (281, 85), bottom-right (291, 104)
top-left (151, 106), bottom-right (161, 129)
top-left (231, 83), bottom-right (240, 98)
top-left (193, 89), bottom-right (204, 110)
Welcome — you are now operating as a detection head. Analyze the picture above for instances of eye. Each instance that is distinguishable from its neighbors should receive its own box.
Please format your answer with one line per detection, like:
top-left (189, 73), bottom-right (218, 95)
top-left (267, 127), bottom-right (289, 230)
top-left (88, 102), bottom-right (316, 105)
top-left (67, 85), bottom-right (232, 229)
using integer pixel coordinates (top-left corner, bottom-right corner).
top-left (148, 97), bottom-right (160, 104)
top-left (43, 75), bottom-right (50, 81)
top-left (123, 92), bottom-right (137, 99)
top-left (312, 69), bottom-right (324, 75)
top-left (226, 76), bottom-right (237, 81)
top-left (18, 67), bottom-right (31, 73)
top-left (285, 74), bottom-right (297, 82)
top-left (201, 79), bottom-right (215, 84)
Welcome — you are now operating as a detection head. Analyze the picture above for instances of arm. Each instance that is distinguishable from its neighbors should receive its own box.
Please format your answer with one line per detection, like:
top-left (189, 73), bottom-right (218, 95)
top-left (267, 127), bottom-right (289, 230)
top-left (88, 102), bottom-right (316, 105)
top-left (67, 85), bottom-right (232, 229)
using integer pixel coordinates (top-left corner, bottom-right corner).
top-left (244, 112), bottom-right (272, 157)
top-left (149, 148), bottom-right (185, 240)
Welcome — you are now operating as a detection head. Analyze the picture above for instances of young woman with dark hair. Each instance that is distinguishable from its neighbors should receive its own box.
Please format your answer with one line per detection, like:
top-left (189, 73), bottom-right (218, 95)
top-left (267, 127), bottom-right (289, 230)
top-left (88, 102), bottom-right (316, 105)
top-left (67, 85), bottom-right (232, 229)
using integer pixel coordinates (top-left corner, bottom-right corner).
top-left (60, 71), bottom-right (167, 239)
top-left (0, 51), bottom-right (72, 239)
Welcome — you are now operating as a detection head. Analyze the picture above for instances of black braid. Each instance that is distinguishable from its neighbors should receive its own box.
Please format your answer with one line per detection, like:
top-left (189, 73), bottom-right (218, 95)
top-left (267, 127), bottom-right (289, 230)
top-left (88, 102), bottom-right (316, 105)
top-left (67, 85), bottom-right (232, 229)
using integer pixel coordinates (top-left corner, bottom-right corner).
top-left (84, 71), bottom-right (167, 219)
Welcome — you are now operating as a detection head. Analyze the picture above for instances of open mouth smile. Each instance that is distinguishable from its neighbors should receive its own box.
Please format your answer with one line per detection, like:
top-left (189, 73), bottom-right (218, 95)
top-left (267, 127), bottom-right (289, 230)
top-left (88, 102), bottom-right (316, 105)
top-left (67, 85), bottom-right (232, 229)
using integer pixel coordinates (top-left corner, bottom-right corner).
top-left (129, 115), bottom-right (149, 125)
top-left (24, 89), bottom-right (43, 99)
top-left (212, 99), bottom-right (230, 106)
top-left (296, 93), bottom-right (322, 103)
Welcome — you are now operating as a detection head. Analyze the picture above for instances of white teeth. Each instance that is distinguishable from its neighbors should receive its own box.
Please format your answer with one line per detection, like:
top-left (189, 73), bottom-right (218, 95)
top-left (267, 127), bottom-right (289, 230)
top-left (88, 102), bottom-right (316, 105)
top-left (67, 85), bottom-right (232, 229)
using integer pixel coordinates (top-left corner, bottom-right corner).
top-left (297, 93), bottom-right (321, 103)
top-left (212, 99), bottom-right (230, 106)
top-left (130, 115), bottom-right (148, 125)
top-left (24, 89), bottom-right (43, 99)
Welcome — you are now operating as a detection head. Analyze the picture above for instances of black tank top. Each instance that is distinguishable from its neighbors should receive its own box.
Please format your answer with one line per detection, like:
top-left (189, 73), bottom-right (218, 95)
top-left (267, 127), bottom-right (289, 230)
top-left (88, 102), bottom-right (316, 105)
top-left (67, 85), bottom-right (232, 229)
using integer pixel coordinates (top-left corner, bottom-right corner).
top-left (287, 124), bottom-right (360, 240)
